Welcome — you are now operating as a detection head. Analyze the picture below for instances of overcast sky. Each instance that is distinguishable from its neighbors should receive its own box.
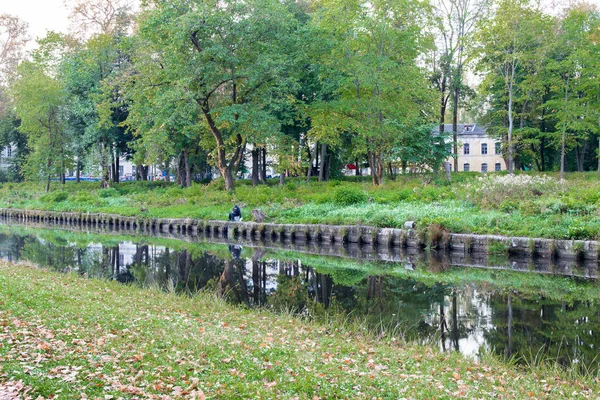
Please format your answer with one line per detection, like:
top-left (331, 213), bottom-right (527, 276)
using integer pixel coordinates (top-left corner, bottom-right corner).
top-left (3, 1), bottom-right (72, 44)
top-left (3, 0), bottom-right (600, 48)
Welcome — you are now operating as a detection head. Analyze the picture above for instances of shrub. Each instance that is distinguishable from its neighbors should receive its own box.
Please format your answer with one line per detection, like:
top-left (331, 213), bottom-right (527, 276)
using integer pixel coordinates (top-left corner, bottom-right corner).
top-left (39, 191), bottom-right (69, 203)
top-left (72, 191), bottom-right (94, 203)
top-left (98, 188), bottom-right (119, 198)
top-left (333, 186), bottom-right (368, 206)
top-left (566, 222), bottom-right (595, 240)
top-left (467, 174), bottom-right (562, 209)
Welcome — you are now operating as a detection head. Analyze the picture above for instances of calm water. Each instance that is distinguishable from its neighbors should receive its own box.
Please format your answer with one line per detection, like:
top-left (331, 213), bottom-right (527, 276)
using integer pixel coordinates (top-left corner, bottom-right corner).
top-left (1, 225), bottom-right (599, 373)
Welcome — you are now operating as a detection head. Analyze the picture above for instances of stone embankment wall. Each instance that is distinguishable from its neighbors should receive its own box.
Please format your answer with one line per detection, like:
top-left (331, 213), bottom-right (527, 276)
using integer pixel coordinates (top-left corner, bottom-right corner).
top-left (1, 208), bottom-right (598, 262)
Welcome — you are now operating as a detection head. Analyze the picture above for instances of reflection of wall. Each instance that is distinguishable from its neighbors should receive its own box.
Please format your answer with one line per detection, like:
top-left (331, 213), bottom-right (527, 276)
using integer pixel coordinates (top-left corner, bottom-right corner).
top-left (1, 229), bottom-right (599, 373)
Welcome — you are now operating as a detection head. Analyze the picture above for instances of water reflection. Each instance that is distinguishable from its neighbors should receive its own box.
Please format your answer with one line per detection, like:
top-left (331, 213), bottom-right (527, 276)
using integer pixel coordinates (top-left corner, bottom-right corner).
top-left (1, 229), bottom-right (599, 374)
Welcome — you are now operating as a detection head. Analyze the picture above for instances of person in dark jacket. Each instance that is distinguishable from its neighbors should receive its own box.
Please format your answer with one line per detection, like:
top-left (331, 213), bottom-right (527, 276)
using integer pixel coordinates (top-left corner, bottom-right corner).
top-left (229, 205), bottom-right (242, 221)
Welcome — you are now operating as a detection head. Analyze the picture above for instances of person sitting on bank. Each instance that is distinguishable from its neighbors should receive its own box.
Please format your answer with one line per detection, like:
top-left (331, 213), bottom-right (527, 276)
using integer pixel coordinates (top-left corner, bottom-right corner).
top-left (229, 205), bottom-right (242, 222)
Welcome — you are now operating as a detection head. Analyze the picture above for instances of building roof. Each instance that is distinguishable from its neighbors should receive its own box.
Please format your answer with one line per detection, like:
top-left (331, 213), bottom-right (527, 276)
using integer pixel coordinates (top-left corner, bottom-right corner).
top-left (438, 124), bottom-right (486, 136)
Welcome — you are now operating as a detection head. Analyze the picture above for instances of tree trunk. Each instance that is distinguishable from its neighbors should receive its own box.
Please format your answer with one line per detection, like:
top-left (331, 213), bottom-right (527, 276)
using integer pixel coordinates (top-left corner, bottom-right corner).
top-left (318, 144), bottom-right (327, 182)
top-left (184, 150), bottom-right (191, 187)
top-left (198, 101), bottom-right (242, 192)
top-left (114, 149), bottom-right (120, 183)
top-left (452, 86), bottom-right (459, 173)
top-left (100, 143), bottom-right (110, 188)
top-left (261, 147), bottom-right (267, 183)
top-left (306, 142), bottom-right (317, 182)
top-left (368, 151), bottom-right (380, 185)
top-left (576, 142), bottom-right (583, 172)
top-left (177, 152), bottom-right (185, 186)
top-left (76, 159), bottom-right (81, 183)
top-left (355, 159), bottom-right (361, 176)
top-left (560, 78), bottom-right (569, 181)
top-left (252, 146), bottom-right (259, 186)
top-left (439, 76), bottom-right (447, 135)
top-left (279, 170), bottom-right (285, 186)
top-left (234, 142), bottom-right (246, 178)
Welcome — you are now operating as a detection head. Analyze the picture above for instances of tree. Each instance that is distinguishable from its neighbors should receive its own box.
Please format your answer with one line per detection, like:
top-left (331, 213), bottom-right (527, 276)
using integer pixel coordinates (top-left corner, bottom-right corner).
top-left (137, 0), bottom-right (303, 192)
top-left (309, 0), bottom-right (436, 185)
top-left (62, 33), bottom-right (133, 187)
top-left (544, 6), bottom-right (600, 178)
top-left (12, 60), bottom-right (70, 191)
top-left (431, 0), bottom-right (489, 173)
top-left (476, 0), bottom-right (554, 173)
top-left (0, 14), bottom-right (29, 83)
top-left (66, 0), bottom-right (134, 38)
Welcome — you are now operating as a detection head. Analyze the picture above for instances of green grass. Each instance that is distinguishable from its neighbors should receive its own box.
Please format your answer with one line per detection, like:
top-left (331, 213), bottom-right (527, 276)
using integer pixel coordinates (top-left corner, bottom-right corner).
top-left (1, 262), bottom-right (598, 398)
top-left (2, 171), bottom-right (600, 239)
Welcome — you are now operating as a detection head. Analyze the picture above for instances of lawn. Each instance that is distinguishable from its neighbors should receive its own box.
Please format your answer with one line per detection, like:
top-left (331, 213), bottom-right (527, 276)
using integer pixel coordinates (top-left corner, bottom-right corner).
top-left (1, 262), bottom-right (598, 399)
top-left (0, 171), bottom-right (599, 240)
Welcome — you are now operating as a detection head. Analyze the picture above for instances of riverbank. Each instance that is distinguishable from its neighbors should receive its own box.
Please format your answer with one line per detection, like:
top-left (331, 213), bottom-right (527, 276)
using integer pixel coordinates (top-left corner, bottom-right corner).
top-left (1, 262), bottom-right (597, 399)
top-left (0, 172), bottom-right (598, 240)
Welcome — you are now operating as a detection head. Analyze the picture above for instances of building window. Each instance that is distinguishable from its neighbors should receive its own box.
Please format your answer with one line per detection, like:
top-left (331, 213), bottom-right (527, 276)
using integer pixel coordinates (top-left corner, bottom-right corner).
top-left (495, 142), bottom-right (501, 154)
top-left (481, 163), bottom-right (488, 172)
top-left (464, 163), bottom-right (470, 172)
top-left (481, 143), bottom-right (488, 155)
top-left (463, 143), bottom-right (470, 155)
top-left (495, 163), bottom-right (501, 171)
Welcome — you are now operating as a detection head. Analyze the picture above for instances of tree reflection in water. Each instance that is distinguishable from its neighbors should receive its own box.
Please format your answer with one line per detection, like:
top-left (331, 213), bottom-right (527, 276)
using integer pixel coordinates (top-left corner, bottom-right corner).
top-left (0, 229), bottom-right (598, 374)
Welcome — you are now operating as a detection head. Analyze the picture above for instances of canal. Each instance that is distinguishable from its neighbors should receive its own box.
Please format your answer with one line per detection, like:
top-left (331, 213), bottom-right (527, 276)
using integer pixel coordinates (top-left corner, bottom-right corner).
top-left (1, 223), bottom-right (599, 374)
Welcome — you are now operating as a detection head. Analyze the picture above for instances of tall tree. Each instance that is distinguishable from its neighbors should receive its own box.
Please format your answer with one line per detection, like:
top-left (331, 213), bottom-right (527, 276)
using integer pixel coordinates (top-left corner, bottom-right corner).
top-left (0, 14), bottom-right (29, 84)
top-left (137, 0), bottom-right (303, 192)
top-left (431, 0), bottom-right (489, 172)
top-left (12, 60), bottom-right (70, 191)
top-left (543, 5), bottom-right (599, 178)
top-left (476, 0), bottom-right (553, 173)
top-left (66, 0), bottom-right (134, 38)
top-left (310, 0), bottom-right (436, 185)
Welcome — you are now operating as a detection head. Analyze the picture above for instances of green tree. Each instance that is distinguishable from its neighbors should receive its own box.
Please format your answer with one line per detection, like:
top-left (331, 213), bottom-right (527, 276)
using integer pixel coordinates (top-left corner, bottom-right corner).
top-left (136, 0), bottom-right (303, 192)
top-left (309, 0), bottom-right (436, 185)
top-left (12, 60), bottom-right (70, 191)
top-left (476, 0), bottom-right (554, 173)
top-left (544, 6), bottom-right (600, 178)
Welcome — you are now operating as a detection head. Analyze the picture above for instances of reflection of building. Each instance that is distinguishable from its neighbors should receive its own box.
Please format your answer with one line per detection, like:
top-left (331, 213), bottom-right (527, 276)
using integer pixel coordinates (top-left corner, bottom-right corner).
top-left (443, 124), bottom-right (506, 172)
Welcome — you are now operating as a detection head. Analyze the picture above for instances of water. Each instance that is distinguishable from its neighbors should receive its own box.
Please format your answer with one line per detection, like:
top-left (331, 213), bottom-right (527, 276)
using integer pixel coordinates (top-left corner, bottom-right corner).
top-left (1, 224), bottom-right (599, 373)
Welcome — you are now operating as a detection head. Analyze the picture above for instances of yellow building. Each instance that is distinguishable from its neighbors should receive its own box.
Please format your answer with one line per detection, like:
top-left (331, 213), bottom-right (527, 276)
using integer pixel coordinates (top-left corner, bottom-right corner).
top-left (445, 124), bottom-right (506, 172)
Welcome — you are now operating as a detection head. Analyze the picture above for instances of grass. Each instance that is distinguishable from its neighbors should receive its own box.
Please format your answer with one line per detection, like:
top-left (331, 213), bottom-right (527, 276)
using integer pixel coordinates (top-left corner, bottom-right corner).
top-left (1, 262), bottom-right (599, 399)
top-left (2, 172), bottom-right (600, 240)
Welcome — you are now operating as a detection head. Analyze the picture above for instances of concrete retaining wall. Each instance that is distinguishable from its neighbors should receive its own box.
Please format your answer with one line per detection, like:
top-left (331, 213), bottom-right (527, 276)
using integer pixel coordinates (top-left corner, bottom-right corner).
top-left (0, 208), bottom-right (598, 261)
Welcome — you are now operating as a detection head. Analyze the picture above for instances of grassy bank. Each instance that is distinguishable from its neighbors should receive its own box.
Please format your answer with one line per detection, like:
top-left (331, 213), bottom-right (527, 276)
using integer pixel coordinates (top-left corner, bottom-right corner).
top-left (1, 172), bottom-right (600, 239)
top-left (1, 262), bottom-right (598, 399)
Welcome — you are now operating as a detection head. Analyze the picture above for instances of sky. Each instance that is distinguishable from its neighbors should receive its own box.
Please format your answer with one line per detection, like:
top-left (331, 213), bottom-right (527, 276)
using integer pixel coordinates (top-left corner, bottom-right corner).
top-left (2, 1), bottom-right (73, 45)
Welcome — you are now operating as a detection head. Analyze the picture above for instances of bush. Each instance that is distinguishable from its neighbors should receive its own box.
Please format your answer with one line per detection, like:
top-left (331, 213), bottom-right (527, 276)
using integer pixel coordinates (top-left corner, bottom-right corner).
top-left (39, 190), bottom-right (69, 203)
top-left (72, 191), bottom-right (94, 203)
top-left (98, 187), bottom-right (119, 198)
top-left (467, 174), bottom-right (562, 209)
top-left (565, 221), bottom-right (596, 240)
top-left (333, 186), bottom-right (368, 206)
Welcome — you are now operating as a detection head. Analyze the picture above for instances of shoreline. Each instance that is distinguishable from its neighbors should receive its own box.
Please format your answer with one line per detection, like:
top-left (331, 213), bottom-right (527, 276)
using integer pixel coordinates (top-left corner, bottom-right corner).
top-left (1, 207), bottom-right (598, 262)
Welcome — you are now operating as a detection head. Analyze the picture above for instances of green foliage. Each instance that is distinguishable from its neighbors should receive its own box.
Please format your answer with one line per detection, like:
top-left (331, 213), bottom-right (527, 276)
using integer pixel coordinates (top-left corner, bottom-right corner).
top-left (98, 187), bottom-right (119, 198)
top-left (39, 190), bottom-right (69, 203)
top-left (332, 186), bottom-right (368, 206)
